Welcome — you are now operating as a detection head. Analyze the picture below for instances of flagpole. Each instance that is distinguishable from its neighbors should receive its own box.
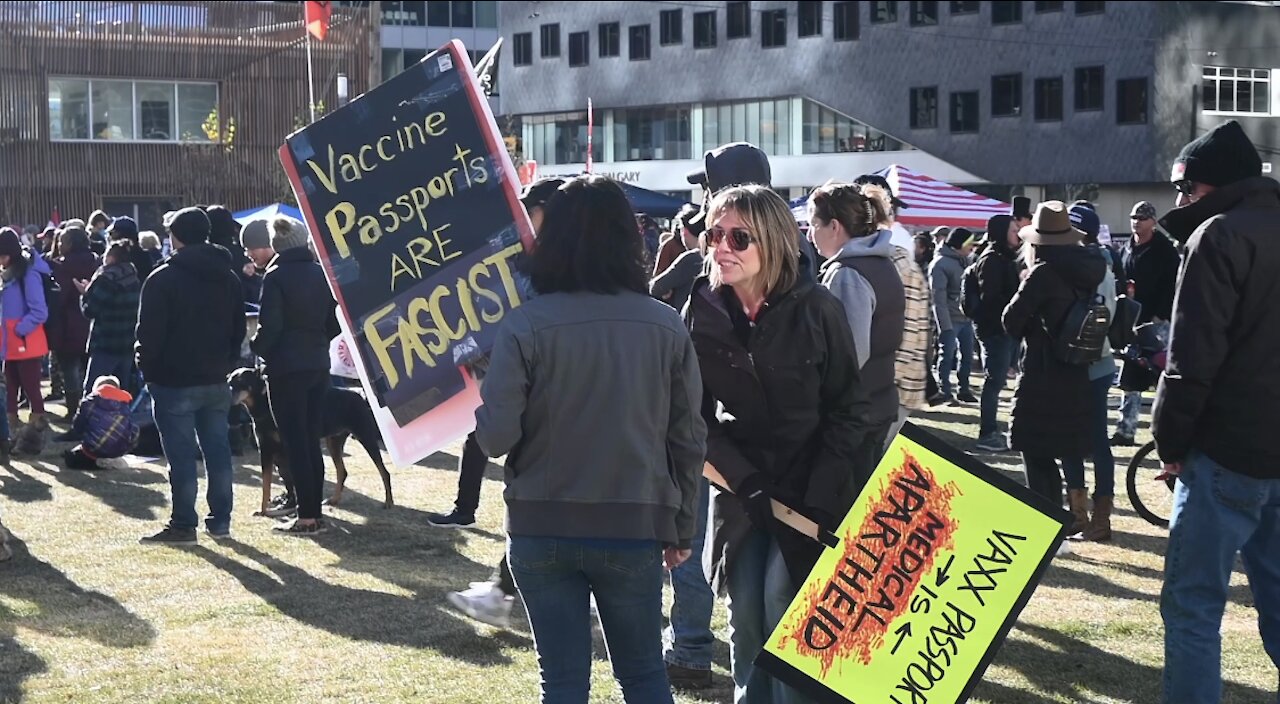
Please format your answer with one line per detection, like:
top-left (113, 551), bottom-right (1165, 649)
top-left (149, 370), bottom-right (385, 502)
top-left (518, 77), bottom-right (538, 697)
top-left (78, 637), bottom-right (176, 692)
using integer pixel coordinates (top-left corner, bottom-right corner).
top-left (306, 30), bottom-right (317, 123)
top-left (586, 98), bottom-right (593, 174)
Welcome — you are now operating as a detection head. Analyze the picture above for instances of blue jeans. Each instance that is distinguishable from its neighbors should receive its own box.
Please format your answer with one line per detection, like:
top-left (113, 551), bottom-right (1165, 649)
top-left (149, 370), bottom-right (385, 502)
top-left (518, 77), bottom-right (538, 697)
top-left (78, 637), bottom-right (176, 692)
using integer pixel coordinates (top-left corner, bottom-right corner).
top-left (149, 383), bottom-right (234, 533)
top-left (1061, 375), bottom-right (1116, 497)
top-left (938, 322), bottom-right (974, 397)
top-left (978, 334), bottom-right (1015, 437)
top-left (1117, 390), bottom-right (1143, 438)
top-left (85, 353), bottom-right (135, 397)
top-left (1162, 452), bottom-right (1280, 704)
top-left (509, 535), bottom-right (673, 704)
top-left (727, 527), bottom-right (812, 704)
top-left (665, 478), bottom-right (713, 671)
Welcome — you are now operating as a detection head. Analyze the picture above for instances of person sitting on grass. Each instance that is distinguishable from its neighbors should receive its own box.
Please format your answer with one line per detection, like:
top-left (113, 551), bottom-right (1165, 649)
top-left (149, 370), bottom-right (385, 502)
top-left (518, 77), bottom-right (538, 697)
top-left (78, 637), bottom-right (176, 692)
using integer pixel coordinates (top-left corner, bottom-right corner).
top-left (63, 375), bottom-right (140, 471)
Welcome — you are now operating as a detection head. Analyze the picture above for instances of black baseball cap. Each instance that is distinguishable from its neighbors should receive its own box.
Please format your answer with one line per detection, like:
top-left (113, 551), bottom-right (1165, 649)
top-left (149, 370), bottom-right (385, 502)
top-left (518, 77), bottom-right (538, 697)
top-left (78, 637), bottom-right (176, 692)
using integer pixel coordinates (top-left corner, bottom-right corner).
top-left (686, 142), bottom-right (772, 193)
top-left (520, 177), bottom-right (567, 210)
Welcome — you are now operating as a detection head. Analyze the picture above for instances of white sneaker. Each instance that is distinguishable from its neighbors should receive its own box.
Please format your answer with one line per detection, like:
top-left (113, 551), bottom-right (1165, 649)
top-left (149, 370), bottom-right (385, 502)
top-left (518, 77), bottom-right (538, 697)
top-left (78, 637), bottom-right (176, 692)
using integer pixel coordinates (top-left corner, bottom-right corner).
top-left (447, 582), bottom-right (513, 629)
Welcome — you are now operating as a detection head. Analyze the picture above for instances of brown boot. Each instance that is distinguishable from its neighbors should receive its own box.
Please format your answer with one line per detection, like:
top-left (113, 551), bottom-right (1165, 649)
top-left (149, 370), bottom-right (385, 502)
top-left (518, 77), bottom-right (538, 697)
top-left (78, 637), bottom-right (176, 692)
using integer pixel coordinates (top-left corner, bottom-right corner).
top-left (1085, 495), bottom-right (1113, 542)
top-left (1067, 489), bottom-right (1090, 536)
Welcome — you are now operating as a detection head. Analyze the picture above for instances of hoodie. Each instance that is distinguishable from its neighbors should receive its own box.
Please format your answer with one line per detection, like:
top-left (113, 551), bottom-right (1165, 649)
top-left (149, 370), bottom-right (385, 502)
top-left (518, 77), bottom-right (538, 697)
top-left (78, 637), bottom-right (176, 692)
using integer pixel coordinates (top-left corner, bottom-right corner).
top-left (929, 245), bottom-right (969, 331)
top-left (819, 230), bottom-right (905, 424)
top-left (0, 250), bottom-right (51, 360)
top-left (135, 243), bottom-right (245, 388)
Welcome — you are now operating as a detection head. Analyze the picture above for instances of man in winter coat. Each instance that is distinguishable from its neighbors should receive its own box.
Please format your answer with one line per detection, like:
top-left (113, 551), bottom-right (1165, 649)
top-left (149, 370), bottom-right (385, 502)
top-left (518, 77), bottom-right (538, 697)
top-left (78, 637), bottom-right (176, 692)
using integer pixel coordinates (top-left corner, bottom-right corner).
top-left (930, 228), bottom-right (977, 404)
top-left (1153, 119), bottom-right (1280, 704)
top-left (136, 207), bottom-right (245, 545)
top-left (1112, 200), bottom-right (1180, 445)
top-left (973, 215), bottom-right (1021, 452)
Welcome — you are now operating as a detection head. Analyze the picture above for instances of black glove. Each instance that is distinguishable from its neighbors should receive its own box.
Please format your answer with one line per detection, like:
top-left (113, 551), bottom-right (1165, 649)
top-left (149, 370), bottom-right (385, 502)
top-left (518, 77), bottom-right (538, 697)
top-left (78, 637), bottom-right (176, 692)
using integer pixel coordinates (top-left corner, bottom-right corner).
top-left (737, 473), bottom-right (774, 529)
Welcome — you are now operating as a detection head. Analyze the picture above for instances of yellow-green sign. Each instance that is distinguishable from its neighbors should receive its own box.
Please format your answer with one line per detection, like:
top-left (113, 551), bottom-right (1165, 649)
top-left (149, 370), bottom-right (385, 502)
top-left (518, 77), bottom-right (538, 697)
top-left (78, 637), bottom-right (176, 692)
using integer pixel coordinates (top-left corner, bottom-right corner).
top-left (758, 422), bottom-right (1069, 704)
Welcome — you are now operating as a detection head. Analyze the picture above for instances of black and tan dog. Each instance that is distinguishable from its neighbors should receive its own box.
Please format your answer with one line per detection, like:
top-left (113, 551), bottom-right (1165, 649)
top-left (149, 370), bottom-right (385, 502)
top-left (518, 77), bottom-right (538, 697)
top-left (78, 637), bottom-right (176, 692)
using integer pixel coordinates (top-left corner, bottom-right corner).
top-left (227, 367), bottom-right (394, 514)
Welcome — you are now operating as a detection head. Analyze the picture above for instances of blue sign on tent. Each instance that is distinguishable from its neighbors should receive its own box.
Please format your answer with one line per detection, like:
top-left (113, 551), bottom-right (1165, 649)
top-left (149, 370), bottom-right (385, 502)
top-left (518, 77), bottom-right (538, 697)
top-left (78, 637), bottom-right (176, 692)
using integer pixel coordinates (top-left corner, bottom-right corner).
top-left (232, 203), bottom-right (304, 224)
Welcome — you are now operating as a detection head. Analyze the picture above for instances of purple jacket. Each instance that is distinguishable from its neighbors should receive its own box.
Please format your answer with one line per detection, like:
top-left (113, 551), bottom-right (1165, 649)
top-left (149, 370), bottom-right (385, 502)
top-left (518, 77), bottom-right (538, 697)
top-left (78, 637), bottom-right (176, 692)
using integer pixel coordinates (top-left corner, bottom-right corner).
top-left (1, 250), bottom-right (50, 358)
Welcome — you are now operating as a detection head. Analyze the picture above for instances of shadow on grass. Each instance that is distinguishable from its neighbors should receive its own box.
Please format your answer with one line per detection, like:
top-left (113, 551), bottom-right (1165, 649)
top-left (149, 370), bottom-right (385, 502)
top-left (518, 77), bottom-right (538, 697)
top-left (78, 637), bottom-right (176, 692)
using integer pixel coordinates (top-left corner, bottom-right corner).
top-left (0, 462), bottom-right (53, 504)
top-left (0, 534), bottom-right (156, 703)
top-left (977, 622), bottom-right (1273, 703)
top-left (192, 533), bottom-right (529, 664)
top-left (23, 460), bottom-right (167, 522)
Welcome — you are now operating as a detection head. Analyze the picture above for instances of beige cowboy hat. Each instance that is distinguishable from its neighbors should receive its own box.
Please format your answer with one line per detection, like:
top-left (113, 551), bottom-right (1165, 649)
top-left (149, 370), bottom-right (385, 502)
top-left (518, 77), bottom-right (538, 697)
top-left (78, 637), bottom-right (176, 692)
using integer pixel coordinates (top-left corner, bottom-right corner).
top-left (1019, 200), bottom-right (1085, 245)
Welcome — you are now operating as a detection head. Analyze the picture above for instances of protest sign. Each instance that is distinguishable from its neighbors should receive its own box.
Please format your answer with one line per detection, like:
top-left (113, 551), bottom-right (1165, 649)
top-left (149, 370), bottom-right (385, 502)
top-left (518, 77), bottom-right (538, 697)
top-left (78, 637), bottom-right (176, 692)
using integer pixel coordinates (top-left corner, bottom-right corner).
top-left (758, 422), bottom-right (1071, 704)
top-left (279, 40), bottom-right (534, 466)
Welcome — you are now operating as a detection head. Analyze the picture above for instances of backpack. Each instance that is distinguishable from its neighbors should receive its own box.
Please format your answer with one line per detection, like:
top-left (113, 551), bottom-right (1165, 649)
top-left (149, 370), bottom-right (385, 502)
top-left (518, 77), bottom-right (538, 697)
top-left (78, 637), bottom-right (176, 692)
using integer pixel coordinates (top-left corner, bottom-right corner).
top-left (960, 260), bottom-right (982, 319)
top-left (1045, 290), bottom-right (1112, 366)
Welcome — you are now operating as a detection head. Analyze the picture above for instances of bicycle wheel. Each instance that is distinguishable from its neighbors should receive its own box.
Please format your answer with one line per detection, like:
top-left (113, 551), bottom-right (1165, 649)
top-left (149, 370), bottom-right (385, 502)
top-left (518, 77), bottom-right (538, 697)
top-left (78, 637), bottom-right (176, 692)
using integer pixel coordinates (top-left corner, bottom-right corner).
top-left (1126, 440), bottom-right (1177, 528)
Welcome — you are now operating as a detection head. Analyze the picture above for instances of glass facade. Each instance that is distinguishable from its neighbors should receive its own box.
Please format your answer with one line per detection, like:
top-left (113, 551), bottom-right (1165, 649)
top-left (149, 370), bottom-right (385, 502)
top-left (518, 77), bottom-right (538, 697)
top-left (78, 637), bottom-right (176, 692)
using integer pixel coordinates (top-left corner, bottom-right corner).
top-left (381, 1), bottom-right (497, 28)
top-left (522, 98), bottom-right (911, 165)
top-left (703, 98), bottom-right (792, 156)
top-left (614, 107), bottom-right (691, 160)
top-left (526, 111), bottom-right (603, 165)
top-left (802, 99), bottom-right (907, 153)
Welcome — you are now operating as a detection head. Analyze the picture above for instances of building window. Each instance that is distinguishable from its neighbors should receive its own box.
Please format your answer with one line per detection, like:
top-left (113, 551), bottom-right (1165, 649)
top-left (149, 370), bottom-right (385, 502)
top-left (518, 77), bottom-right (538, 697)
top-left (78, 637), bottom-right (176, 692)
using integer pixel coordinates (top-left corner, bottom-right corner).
top-left (728, 1), bottom-right (751, 38)
top-left (48, 78), bottom-right (218, 142)
top-left (599, 22), bottom-right (620, 57)
top-left (1034, 77), bottom-right (1063, 121)
top-left (762, 9), bottom-right (787, 47)
top-left (703, 99), bottom-right (788, 155)
top-left (660, 9), bottom-right (683, 45)
top-left (950, 0), bottom-right (979, 13)
top-left (614, 106), bottom-right (693, 160)
top-left (871, 1), bottom-right (898, 23)
top-left (1203, 66), bottom-right (1271, 114)
top-left (451, 1), bottom-right (474, 28)
top-left (802, 98), bottom-right (912, 153)
top-left (1035, 1), bottom-right (1065, 11)
top-left (992, 73), bottom-right (1022, 117)
top-left (569, 31), bottom-right (589, 67)
top-left (540, 24), bottom-right (560, 58)
top-left (910, 86), bottom-right (938, 128)
top-left (513, 32), bottom-right (533, 65)
top-left (950, 91), bottom-right (979, 132)
top-left (1076, 1), bottom-right (1105, 14)
top-left (1075, 65), bottom-right (1104, 111)
top-left (694, 10), bottom-right (717, 48)
top-left (426, 2), bottom-right (450, 27)
top-left (526, 111), bottom-right (603, 165)
top-left (799, 1), bottom-right (823, 36)
top-left (1116, 77), bottom-right (1147, 124)
top-left (834, 2), bottom-right (859, 39)
top-left (629, 24), bottom-right (651, 60)
top-left (910, 1), bottom-right (939, 25)
top-left (475, 1), bottom-right (498, 28)
top-left (992, 1), bottom-right (1022, 24)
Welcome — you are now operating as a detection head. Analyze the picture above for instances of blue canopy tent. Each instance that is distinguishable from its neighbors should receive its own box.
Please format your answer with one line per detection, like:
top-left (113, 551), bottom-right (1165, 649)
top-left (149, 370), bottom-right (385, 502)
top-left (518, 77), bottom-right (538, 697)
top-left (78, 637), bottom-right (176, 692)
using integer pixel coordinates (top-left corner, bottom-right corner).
top-left (232, 203), bottom-right (303, 223)
top-left (618, 183), bottom-right (691, 219)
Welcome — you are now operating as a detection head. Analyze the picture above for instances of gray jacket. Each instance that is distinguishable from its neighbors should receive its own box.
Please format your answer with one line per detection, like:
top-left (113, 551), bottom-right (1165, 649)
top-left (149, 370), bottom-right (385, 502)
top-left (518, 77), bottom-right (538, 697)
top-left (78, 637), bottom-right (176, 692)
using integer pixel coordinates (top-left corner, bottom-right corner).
top-left (474, 290), bottom-right (707, 549)
top-left (929, 246), bottom-right (969, 331)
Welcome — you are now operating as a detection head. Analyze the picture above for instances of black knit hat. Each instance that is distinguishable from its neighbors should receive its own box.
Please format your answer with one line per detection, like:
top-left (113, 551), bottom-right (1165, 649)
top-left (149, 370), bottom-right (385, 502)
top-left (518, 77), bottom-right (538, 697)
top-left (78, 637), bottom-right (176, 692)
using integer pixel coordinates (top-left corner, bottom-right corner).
top-left (164, 206), bottom-right (211, 244)
top-left (946, 227), bottom-right (976, 251)
top-left (1171, 120), bottom-right (1262, 188)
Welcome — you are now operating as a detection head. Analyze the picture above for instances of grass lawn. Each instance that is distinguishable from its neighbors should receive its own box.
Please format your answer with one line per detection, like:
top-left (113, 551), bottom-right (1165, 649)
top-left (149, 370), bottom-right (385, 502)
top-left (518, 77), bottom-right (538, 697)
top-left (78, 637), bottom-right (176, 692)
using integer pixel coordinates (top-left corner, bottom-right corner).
top-left (0, 384), bottom-right (1273, 703)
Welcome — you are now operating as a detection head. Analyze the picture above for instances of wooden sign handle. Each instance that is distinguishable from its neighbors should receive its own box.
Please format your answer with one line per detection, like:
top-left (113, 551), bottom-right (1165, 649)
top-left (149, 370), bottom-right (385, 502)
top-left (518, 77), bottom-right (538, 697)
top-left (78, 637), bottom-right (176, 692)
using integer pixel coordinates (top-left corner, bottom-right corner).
top-left (703, 463), bottom-right (840, 548)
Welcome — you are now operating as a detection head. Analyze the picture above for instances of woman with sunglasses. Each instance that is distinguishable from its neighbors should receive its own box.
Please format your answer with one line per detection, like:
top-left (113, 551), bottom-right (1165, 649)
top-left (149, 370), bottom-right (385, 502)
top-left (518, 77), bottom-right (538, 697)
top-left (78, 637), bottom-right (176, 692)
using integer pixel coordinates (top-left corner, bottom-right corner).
top-left (685, 185), bottom-right (868, 703)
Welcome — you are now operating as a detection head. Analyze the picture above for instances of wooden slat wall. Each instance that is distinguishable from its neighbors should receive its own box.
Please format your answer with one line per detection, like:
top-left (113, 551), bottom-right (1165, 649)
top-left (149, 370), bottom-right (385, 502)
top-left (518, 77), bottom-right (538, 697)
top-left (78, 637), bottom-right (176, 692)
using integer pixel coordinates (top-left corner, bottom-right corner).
top-left (0, 0), bottom-right (370, 229)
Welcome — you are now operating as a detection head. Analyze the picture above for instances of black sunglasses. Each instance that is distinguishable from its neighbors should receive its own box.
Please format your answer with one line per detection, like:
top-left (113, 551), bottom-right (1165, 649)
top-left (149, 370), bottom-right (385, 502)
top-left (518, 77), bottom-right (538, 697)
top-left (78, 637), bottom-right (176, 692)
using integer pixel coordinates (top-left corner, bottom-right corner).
top-left (1130, 215), bottom-right (1152, 222)
top-left (1172, 180), bottom-right (1195, 196)
top-left (708, 226), bottom-right (757, 252)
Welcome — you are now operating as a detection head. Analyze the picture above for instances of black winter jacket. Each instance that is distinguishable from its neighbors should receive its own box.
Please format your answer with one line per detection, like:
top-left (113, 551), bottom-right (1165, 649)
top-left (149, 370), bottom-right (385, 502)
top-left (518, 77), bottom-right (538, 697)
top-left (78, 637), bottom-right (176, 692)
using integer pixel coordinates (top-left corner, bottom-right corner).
top-left (972, 244), bottom-right (1020, 340)
top-left (686, 277), bottom-right (871, 586)
top-left (251, 248), bottom-right (340, 377)
top-left (1153, 177), bottom-right (1280, 478)
top-left (1121, 232), bottom-right (1180, 324)
top-left (135, 243), bottom-right (245, 388)
top-left (1002, 246), bottom-right (1106, 458)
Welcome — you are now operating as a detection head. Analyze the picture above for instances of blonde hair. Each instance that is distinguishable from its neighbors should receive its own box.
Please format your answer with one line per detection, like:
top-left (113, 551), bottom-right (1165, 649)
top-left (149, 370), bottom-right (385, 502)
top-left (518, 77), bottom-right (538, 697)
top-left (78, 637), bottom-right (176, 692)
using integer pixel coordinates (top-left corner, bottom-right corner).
top-left (706, 185), bottom-right (799, 296)
top-left (138, 231), bottom-right (161, 250)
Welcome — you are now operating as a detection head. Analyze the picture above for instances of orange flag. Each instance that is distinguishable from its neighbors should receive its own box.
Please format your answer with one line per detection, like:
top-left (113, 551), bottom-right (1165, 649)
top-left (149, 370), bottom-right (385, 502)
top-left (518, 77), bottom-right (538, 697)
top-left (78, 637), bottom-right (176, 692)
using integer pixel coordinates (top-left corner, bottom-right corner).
top-left (305, 1), bottom-right (331, 41)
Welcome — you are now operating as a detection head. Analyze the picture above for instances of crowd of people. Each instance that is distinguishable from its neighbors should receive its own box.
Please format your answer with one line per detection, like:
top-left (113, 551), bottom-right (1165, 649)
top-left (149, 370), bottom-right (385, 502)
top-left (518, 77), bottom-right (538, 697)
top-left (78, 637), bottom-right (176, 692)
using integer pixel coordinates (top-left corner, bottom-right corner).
top-left (0, 118), bottom-right (1276, 704)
